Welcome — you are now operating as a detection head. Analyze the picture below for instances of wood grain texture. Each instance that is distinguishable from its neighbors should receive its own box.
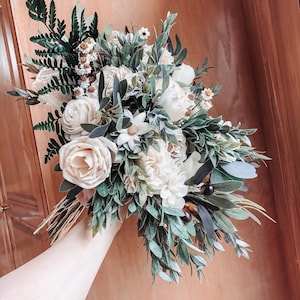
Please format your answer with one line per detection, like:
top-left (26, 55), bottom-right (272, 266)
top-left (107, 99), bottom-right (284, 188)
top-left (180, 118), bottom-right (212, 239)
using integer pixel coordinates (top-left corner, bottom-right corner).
top-left (0, 0), bottom-right (49, 276)
top-left (242, 1), bottom-right (300, 299)
top-left (9, 0), bottom-right (294, 299)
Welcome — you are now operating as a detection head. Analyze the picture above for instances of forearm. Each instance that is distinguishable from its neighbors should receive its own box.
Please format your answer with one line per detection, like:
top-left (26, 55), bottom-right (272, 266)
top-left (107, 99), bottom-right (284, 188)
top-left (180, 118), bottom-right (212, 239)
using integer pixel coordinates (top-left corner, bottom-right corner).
top-left (0, 217), bottom-right (121, 300)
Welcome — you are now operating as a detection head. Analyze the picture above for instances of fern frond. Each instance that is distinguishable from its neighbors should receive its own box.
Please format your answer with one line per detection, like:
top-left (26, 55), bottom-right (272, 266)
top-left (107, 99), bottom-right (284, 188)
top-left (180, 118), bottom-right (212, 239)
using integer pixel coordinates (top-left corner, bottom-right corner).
top-left (26, 0), bottom-right (47, 24)
top-left (88, 12), bottom-right (99, 39)
top-left (48, 0), bottom-right (56, 31)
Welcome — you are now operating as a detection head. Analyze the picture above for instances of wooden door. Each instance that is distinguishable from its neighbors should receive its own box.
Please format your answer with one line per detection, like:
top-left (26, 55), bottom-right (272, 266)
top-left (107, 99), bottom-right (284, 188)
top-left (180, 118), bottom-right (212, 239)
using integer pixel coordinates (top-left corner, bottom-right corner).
top-left (0, 0), bottom-right (48, 276)
top-left (8, 0), bottom-right (295, 299)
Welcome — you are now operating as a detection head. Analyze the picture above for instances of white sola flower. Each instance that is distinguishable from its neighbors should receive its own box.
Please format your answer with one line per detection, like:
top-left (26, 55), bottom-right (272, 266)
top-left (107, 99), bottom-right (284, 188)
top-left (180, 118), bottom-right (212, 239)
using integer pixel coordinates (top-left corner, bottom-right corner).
top-left (201, 87), bottom-right (214, 100)
top-left (140, 139), bottom-right (188, 209)
top-left (138, 27), bottom-right (150, 40)
top-left (200, 88), bottom-right (215, 111)
top-left (117, 110), bottom-right (151, 152)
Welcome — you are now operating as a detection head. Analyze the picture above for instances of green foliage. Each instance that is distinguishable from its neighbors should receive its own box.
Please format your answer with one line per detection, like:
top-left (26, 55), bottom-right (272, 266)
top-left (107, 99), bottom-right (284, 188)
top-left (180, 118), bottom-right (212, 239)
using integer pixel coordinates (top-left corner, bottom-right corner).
top-left (91, 164), bottom-right (127, 234)
top-left (26, 0), bottom-right (99, 73)
top-left (6, 88), bottom-right (39, 105)
top-left (138, 199), bottom-right (207, 282)
top-left (33, 104), bottom-right (67, 163)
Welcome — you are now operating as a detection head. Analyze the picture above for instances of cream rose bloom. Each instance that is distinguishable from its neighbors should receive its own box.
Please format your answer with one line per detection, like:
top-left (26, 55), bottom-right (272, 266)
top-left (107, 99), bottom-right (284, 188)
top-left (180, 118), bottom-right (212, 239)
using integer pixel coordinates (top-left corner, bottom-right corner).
top-left (102, 65), bottom-right (134, 97)
top-left (140, 139), bottom-right (188, 209)
top-left (158, 79), bottom-right (194, 122)
top-left (172, 63), bottom-right (195, 86)
top-left (61, 97), bottom-right (102, 140)
top-left (159, 47), bottom-right (174, 65)
top-left (32, 67), bottom-right (71, 108)
top-left (59, 136), bottom-right (117, 189)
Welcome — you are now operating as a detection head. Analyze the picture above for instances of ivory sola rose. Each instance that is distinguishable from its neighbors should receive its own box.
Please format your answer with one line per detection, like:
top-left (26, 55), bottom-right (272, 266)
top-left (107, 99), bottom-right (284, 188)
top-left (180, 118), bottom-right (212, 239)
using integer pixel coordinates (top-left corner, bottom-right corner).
top-left (59, 136), bottom-right (117, 189)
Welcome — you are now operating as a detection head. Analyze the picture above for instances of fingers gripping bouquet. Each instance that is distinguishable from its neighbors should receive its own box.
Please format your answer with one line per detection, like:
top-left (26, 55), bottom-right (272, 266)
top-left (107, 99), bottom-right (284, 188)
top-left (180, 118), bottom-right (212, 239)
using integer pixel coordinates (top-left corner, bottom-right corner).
top-left (10, 1), bottom-right (271, 283)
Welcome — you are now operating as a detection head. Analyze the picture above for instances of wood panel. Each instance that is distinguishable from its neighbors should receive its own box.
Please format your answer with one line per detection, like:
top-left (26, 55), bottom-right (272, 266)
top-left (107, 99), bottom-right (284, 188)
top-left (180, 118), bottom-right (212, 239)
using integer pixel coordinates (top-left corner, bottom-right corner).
top-left (242, 1), bottom-right (300, 299)
top-left (0, 0), bottom-right (48, 276)
top-left (9, 0), bottom-right (292, 299)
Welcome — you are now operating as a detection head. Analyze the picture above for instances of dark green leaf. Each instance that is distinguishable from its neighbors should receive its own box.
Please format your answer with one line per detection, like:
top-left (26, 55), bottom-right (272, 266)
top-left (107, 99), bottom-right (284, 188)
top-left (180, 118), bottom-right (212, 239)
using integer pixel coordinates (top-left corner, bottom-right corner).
top-left (193, 159), bottom-right (214, 185)
top-left (59, 179), bottom-right (76, 192)
top-left (197, 204), bottom-right (214, 239)
top-left (66, 185), bottom-right (83, 200)
top-left (89, 123), bottom-right (110, 138)
top-left (174, 48), bottom-right (187, 65)
top-left (81, 123), bottom-right (98, 133)
top-left (112, 76), bottom-right (120, 107)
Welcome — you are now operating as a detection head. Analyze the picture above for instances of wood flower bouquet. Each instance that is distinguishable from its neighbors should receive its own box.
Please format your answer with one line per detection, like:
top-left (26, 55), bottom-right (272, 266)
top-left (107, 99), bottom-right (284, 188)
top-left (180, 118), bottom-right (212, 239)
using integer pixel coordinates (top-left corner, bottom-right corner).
top-left (8, 0), bottom-right (271, 283)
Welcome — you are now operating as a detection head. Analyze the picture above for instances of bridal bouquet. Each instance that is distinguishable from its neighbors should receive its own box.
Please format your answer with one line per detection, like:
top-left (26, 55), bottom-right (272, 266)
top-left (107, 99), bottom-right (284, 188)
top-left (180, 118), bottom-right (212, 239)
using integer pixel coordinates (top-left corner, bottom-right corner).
top-left (8, 0), bottom-right (271, 283)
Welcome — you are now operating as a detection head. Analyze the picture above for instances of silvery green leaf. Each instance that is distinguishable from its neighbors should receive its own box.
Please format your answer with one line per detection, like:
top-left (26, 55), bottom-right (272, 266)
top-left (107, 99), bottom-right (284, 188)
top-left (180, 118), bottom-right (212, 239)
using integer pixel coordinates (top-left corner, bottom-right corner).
top-left (159, 271), bottom-right (172, 283)
top-left (185, 221), bottom-right (196, 236)
top-left (14, 87), bottom-right (30, 98)
top-left (236, 239), bottom-right (250, 248)
top-left (169, 260), bottom-right (181, 273)
top-left (190, 254), bottom-right (207, 266)
top-left (212, 180), bottom-right (243, 193)
top-left (213, 240), bottom-right (225, 252)
top-left (207, 194), bottom-right (236, 209)
top-left (146, 204), bottom-right (159, 220)
top-left (182, 239), bottom-right (203, 253)
top-left (220, 161), bottom-right (257, 179)
top-left (170, 221), bottom-right (189, 239)
top-left (162, 206), bottom-right (184, 217)
top-left (213, 211), bottom-right (236, 234)
top-left (149, 240), bottom-right (162, 258)
top-left (223, 207), bottom-right (250, 220)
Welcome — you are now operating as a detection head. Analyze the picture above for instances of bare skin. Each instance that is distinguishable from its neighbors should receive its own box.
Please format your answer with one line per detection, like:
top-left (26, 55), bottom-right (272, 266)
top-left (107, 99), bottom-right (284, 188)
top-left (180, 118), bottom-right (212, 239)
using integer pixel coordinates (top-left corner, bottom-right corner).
top-left (0, 191), bottom-right (124, 300)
